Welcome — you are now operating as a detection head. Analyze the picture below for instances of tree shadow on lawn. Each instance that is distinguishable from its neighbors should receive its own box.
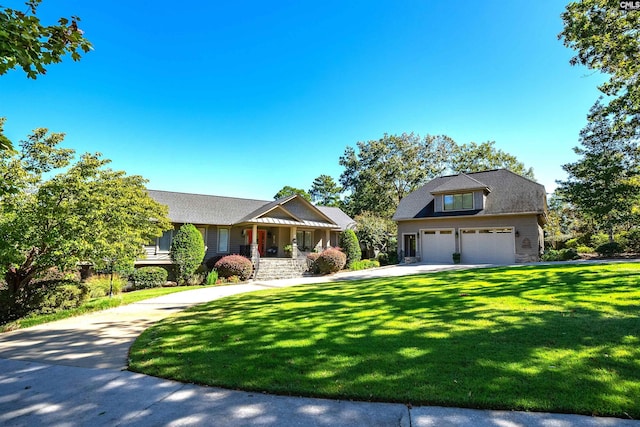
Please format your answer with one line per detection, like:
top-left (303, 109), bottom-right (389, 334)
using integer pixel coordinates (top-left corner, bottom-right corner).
top-left (129, 263), bottom-right (640, 418)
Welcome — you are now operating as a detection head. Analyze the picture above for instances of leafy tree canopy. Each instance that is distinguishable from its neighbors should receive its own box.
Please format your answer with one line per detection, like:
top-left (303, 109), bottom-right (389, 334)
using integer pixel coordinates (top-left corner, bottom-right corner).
top-left (0, 125), bottom-right (171, 297)
top-left (0, 0), bottom-right (92, 79)
top-left (450, 141), bottom-right (535, 180)
top-left (354, 211), bottom-right (397, 258)
top-left (274, 186), bottom-right (311, 201)
top-left (559, 0), bottom-right (640, 130)
top-left (309, 174), bottom-right (342, 207)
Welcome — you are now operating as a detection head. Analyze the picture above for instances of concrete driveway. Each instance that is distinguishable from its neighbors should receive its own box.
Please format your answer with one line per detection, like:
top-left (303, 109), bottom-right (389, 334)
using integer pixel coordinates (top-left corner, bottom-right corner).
top-left (1, 262), bottom-right (639, 426)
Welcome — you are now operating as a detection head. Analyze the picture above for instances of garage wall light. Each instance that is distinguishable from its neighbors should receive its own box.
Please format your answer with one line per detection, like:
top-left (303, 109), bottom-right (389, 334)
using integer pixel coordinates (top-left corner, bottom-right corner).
top-left (515, 230), bottom-right (520, 238)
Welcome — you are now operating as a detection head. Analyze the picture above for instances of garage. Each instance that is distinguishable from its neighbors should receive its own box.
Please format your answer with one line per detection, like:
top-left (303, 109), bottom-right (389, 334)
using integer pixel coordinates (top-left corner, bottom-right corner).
top-left (460, 228), bottom-right (515, 264)
top-left (420, 229), bottom-right (455, 263)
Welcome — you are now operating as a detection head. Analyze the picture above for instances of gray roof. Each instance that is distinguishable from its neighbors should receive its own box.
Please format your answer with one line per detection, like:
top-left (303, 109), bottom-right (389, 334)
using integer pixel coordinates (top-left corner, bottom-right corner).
top-left (392, 169), bottom-right (547, 221)
top-left (147, 190), bottom-right (354, 231)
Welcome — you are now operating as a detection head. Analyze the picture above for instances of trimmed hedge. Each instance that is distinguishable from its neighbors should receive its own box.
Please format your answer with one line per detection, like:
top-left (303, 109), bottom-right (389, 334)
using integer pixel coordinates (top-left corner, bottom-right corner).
top-left (340, 229), bottom-right (361, 268)
top-left (170, 224), bottom-right (206, 285)
top-left (316, 248), bottom-right (347, 274)
top-left (132, 267), bottom-right (168, 290)
top-left (215, 255), bottom-right (253, 281)
top-left (596, 242), bottom-right (623, 256)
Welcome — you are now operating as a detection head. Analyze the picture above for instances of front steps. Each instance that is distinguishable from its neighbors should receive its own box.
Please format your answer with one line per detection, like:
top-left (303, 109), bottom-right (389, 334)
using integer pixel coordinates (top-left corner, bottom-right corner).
top-left (254, 258), bottom-right (307, 280)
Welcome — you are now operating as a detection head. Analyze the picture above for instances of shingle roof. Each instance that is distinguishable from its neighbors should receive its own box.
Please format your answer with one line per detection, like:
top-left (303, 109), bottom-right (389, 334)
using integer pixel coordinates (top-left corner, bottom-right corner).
top-left (430, 173), bottom-right (490, 194)
top-left (147, 190), bottom-right (354, 231)
top-left (392, 169), bottom-right (547, 221)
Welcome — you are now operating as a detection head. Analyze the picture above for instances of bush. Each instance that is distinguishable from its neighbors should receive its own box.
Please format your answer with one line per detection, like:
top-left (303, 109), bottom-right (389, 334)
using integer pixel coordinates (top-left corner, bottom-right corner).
top-left (541, 250), bottom-right (560, 261)
top-left (377, 252), bottom-right (389, 266)
top-left (215, 255), bottom-right (253, 281)
top-left (350, 259), bottom-right (380, 271)
top-left (170, 224), bottom-right (206, 285)
top-left (205, 256), bottom-right (223, 271)
top-left (131, 267), bottom-right (168, 290)
top-left (627, 229), bottom-right (640, 252)
top-left (316, 248), bottom-right (347, 274)
top-left (564, 238), bottom-right (579, 249)
top-left (340, 229), bottom-right (361, 268)
top-left (38, 282), bottom-right (90, 314)
top-left (542, 248), bottom-right (579, 261)
top-left (1, 280), bottom-right (89, 322)
top-left (576, 245), bottom-right (594, 254)
top-left (206, 270), bottom-right (218, 285)
top-left (590, 233), bottom-right (610, 249)
top-left (85, 274), bottom-right (126, 298)
top-left (306, 252), bottom-right (321, 274)
top-left (596, 242), bottom-right (623, 257)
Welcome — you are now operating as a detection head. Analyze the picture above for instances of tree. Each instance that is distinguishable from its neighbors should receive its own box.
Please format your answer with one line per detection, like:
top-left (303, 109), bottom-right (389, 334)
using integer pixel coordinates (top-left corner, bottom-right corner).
top-left (339, 229), bottom-right (361, 268)
top-left (449, 141), bottom-right (535, 179)
top-left (170, 224), bottom-right (205, 285)
top-left (557, 101), bottom-right (640, 241)
top-left (309, 174), bottom-right (342, 206)
top-left (559, 0), bottom-right (640, 130)
top-left (354, 211), bottom-right (397, 259)
top-left (339, 133), bottom-right (454, 217)
top-left (0, 0), bottom-right (92, 79)
top-left (274, 186), bottom-right (311, 201)
top-left (0, 126), bottom-right (171, 307)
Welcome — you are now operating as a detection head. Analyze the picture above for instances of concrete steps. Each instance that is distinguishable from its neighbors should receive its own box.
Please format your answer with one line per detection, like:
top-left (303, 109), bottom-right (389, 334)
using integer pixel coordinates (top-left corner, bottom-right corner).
top-left (254, 258), bottom-right (307, 280)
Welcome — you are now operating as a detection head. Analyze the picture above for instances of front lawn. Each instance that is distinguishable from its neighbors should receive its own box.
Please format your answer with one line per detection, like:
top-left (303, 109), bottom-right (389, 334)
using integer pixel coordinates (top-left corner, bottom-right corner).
top-left (129, 263), bottom-right (640, 418)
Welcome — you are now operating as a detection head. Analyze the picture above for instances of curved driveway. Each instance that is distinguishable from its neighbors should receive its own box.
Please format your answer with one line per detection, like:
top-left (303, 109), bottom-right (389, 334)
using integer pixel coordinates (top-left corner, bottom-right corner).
top-left (1, 262), bottom-right (638, 426)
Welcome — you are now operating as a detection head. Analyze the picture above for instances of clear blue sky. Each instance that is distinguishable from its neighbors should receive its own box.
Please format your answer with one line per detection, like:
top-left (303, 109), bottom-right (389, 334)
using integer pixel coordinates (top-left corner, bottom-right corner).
top-left (1, 0), bottom-right (605, 200)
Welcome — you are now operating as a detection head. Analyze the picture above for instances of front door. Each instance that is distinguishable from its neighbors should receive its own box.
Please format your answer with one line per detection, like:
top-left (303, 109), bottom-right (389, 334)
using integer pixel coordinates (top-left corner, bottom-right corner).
top-left (247, 229), bottom-right (267, 256)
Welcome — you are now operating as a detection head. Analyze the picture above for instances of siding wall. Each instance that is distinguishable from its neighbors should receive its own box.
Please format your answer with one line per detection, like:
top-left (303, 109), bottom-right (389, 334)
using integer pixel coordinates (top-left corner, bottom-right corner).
top-left (397, 214), bottom-right (542, 262)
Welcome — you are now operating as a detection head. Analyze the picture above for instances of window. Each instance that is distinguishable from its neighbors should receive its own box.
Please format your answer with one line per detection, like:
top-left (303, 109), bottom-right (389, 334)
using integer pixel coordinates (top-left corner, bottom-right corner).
top-left (296, 230), bottom-right (313, 251)
top-left (218, 228), bottom-right (229, 253)
top-left (158, 230), bottom-right (173, 252)
top-left (443, 193), bottom-right (473, 210)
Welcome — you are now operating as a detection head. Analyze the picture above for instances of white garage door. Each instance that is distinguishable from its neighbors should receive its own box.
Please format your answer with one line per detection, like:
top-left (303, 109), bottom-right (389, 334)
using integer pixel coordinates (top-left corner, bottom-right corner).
top-left (460, 228), bottom-right (515, 264)
top-left (421, 229), bottom-right (456, 264)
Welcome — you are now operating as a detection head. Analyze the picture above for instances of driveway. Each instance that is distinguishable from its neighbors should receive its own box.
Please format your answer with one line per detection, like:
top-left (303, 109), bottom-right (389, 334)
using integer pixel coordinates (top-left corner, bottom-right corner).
top-left (1, 262), bottom-right (639, 426)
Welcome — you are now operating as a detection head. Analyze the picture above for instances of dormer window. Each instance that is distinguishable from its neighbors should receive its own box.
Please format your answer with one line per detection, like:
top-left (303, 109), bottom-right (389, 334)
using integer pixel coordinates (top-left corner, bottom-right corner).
top-left (443, 192), bottom-right (473, 210)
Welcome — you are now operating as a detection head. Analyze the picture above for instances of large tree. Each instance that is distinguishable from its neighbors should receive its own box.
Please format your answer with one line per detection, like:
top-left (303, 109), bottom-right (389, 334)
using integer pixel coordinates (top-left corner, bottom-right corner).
top-left (273, 186), bottom-right (311, 201)
top-left (0, 126), bottom-right (171, 301)
top-left (339, 133), bottom-right (454, 217)
top-left (309, 174), bottom-right (342, 207)
top-left (354, 211), bottom-right (397, 259)
top-left (0, 0), bottom-right (92, 79)
top-left (557, 101), bottom-right (640, 241)
top-left (449, 141), bottom-right (535, 179)
top-left (559, 0), bottom-right (640, 130)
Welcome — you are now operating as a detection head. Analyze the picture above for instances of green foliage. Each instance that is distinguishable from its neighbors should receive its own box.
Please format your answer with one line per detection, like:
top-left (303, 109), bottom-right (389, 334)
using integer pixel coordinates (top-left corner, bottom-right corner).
top-left (85, 274), bottom-right (125, 298)
top-left (542, 249), bottom-right (580, 262)
top-left (349, 259), bottom-right (380, 271)
top-left (0, 279), bottom-right (88, 323)
top-left (354, 211), bottom-right (397, 258)
top-left (596, 242), bottom-right (624, 257)
top-left (316, 248), bottom-right (346, 274)
top-left (0, 124), bottom-right (171, 308)
top-left (576, 245), bottom-right (594, 254)
top-left (214, 255), bottom-right (253, 281)
top-left (273, 186), bottom-right (311, 201)
top-left (170, 224), bottom-right (205, 285)
top-left (590, 233), bottom-right (611, 248)
top-left (206, 270), bottom-right (218, 286)
top-left (309, 174), bottom-right (342, 206)
top-left (339, 229), bottom-right (361, 268)
top-left (0, 0), bottom-right (93, 79)
top-left (626, 228), bottom-right (640, 252)
top-left (132, 267), bottom-right (168, 290)
top-left (449, 141), bottom-right (535, 179)
top-left (376, 252), bottom-right (389, 266)
top-left (559, 0), bottom-right (640, 132)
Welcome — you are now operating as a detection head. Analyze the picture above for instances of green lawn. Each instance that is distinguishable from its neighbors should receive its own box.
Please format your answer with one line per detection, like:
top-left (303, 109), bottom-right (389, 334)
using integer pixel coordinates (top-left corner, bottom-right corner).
top-left (129, 263), bottom-right (640, 418)
top-left (1, 285), bottom-right (211, 332)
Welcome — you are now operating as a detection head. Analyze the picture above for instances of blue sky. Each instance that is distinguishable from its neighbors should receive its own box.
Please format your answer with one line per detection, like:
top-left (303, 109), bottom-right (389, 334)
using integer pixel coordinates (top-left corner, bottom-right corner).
top-left (1, 1), bottom-right (605, 200)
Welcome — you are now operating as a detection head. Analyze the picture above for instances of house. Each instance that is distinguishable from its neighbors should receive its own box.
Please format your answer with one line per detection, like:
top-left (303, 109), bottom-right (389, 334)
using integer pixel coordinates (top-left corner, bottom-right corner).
top-left (392, 169), bottom-right (547, 264)
top-left (138, 190), bottom-right (355, 279)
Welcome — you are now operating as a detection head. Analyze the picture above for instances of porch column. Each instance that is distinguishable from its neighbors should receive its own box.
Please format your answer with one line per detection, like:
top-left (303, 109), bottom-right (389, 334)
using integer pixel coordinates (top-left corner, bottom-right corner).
top-left (250, 224), bottom-right (258, 261)
top-left (325, 230), bottom-right (331, 249)
top-left (290, 226), bottom-right (298, 258)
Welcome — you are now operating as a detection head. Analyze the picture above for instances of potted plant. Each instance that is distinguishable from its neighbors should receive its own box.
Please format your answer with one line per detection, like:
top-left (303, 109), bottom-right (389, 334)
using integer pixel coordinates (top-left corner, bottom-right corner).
top-left (452, 252), bottom-right (461, 264)
top-left (284, 244), bottom-right (293, 256)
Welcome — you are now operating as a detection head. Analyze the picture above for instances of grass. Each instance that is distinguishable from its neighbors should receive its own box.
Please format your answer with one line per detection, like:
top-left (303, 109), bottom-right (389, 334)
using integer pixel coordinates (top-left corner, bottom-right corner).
top-left (129, 263), bottom-right (640, 418)
top-left (1, 285), bottom-right (211, 332)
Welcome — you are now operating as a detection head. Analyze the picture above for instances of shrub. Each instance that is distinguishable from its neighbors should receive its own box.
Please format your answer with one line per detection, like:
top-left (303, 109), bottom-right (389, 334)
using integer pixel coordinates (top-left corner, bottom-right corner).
top-left (541, 250), bottom-right (560, 261)
top-left (186, 273), bottom-right (206, 286)
top-left (542, 248), bottom-right (579, 261)
top-left (377, 252), bottom-right (389, 266)
top-left (85, 274), bottom-right (126, 298)
top-left (350, 259), bottom-right (380, 271)
top-left (170, 224), bottom-right (206, 285)
top-left (215, 255), bottom-right (253, 281)
top-left (627, 228), bottom-right (640, 252)
top-left (316, 248), bottom-right (347, 274)
top-left (576, 245), bottom-right (594, 254)
top-left (205, 256), bottom-right (223, 271)
top-left (1, 280), bottom-right (89, 322)
top-left (306, 253), bottom-right (321, 274)
top-left (340, 229), bottom-right (361, 268)
top-left (206, 270), bottom-right (218, 286)
top-left (596, 242), bottom-right (623, 257)
top-left (564, 238), bottom-right (579, 249)
top-left (38, 282), bottom-right (90, 314)
top-left (132, 267), bottom-right (168, 290)
top-left (590, 233), bottom-right (610, 249)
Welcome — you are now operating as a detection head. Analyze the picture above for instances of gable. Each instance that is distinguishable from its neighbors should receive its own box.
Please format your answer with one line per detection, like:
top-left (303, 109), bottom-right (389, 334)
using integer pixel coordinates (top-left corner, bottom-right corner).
top-left (280, 197), bottom-right (329, 223)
